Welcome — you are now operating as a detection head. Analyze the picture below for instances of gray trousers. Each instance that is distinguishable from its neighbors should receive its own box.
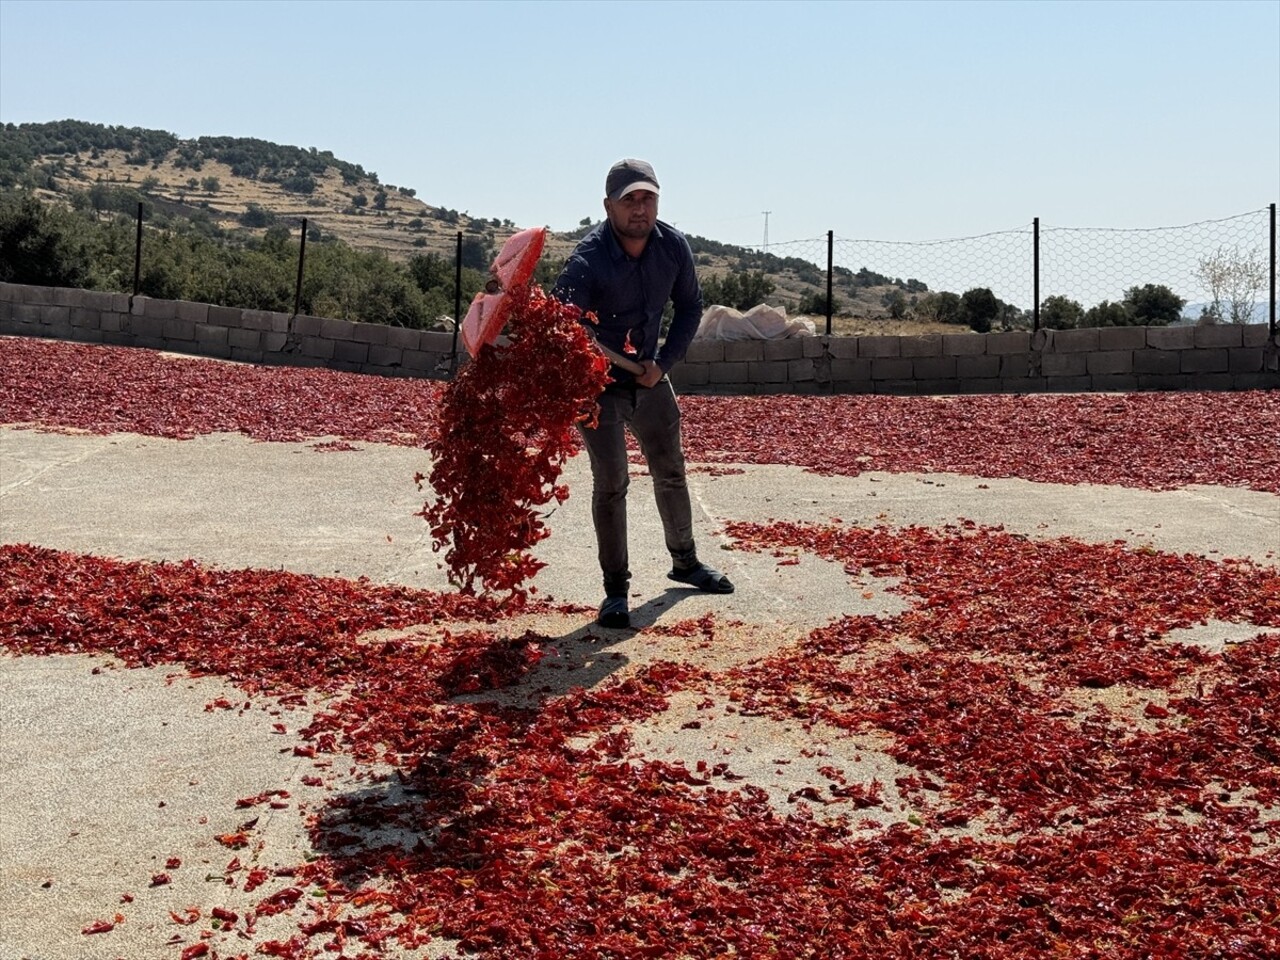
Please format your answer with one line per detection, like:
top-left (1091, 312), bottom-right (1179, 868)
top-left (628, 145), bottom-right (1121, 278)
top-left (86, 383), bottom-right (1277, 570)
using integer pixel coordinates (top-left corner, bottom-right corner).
top-left (577, 378), bottom-right (697, 597)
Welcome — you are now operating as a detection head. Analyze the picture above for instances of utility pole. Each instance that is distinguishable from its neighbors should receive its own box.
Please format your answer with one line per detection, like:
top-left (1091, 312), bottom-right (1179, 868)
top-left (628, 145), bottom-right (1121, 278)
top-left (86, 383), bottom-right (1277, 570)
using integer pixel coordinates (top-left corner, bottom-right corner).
top-left (762, 211), bottom-right (771, 251)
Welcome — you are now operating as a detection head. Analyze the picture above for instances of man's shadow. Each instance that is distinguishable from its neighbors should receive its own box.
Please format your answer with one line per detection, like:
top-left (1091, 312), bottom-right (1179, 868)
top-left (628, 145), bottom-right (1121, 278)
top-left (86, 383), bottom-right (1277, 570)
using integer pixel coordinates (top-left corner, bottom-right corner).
top-left (304, 585), bottom-right (705, 885)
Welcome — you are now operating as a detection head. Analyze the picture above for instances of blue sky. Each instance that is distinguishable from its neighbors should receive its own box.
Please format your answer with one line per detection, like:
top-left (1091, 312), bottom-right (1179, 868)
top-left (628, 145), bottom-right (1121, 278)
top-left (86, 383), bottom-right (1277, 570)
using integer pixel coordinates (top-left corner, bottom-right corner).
top-left (1, 0), bottom-right (1277, 250)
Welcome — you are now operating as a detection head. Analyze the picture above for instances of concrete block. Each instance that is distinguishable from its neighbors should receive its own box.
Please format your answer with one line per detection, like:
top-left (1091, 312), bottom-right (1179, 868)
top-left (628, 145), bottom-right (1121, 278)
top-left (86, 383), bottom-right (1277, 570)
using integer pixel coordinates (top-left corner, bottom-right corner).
top-left (874, 380), bottom-right (918, 396)
top-left (209, 305), bottom-right (244, 328)
top-left (669, 363), bottom-right (709, 387)
top-left (829, 380), bottom-right (875, 395)
top-left (321, 317), bottom-right (357, 341)
top-left (301, 336), bottom-right (336, 360)
top-left (985, 332), bottom-right (1031, 355)
top-left (1043, 376), bottom-right (1094, 393)
top-left (911, 357), bottom-right (956, 379)
top-left (1194, 324), bottom-right (1243, 348)
top-left (999, 377), bottom-right (1048, 394)
top-left (163, 318), bottom-right (196, 341)
top-left (1000, 355), bottom-right (1032, 378)
top-left (1228, 347), bottom-right (1263, 373)
top-left (762, 339), bottom-right (804, 361)
top-left (142, 297), bottom-right (177, 320)
top-left (1185, 373), bottom-right (1235, 390)
top-left (1133, 349), bottom-right (1181, 375)
top-left (724, 341), bottom-right (764, 362)
top-left (685, 340), bottom-right (724, 363)
top-left (334, 340), bottom-right (369, 365)
top-left (748, 360), bottom-right (790, 383)
top-left (957, 355), bottom-right (1000, 379)
top-left (1180, 349), bottom-right (1228, 374)
top-left (51, 287), bottom-right (80, 306)
top-left (787, 358), bottom-right (816, 382)
top-left (942, 334), bottom-right (987, 356)
top-left (131, 315), bottom-right (163, 339)
top-left (858, 336), bottom-right (900, 358)
top-left (195, 325), bottom-right (229, 347)
top-left (386, 326), bottom-right (424, 351)
top-left (229, 328), bottom-right (262, 351)
top-left (1241, 324), bottom-right (1272, 347)
top-left (42, 305), bottom-right (70, 327)
top-left (100, 312), bottom-right (127, 333)
top-left (803, 336), bottom-right (827, 358)
top-left (230, 348), bottom-right (265, 364)
top-left (1146, 325), bottom-right (1194, 349)
top-left (709, 362), bottom-right (750, 383)
top-left (900, 335), bottom-right (941, 358)
top-left (11, 303), bottom-right (41, 324)
top-left (368, 345), bottom-right (404, 368)
top-left (827, 337), bottom-right (860, 359)
top-left (871, 358), bottom-right (914, 380)
top-left (21, 285), bottom-right (53, 304)
top-left (1097, 326), bottom-right (1147, 351)
top-left (755, 382), bottom-right (793, 395)
top-left (262, 332), bottom-right (289, 353)
top-left (420, 331), bottom-right (455, 353)
top-left (402, 350), bottom-right (439, 372)
top-left (1090, 374), bottom-right (1139, 392)
top-left (78, 289), bottom-right (120, 311)
top-left (353, 322), bottom-right (390, 346)
top-left (1042, 353), bottom-right (1088, 377)
top-left (1137, 374), bottom-right (1193, 391)
top-left (175, 300), bottom-right (210, 323)
top-left (194, 341), bottom-right (231, 360)
top-left (915, 379), bottom-right (962, 396)
top-left (1051, 328), bottom-right (1099, 352)
top-left (830, 358), bottom-right (871, 380)
top-left (290, 314), bottom-right (324, 336)
top-left (1086, 351), bottom-right (1134, 376)
top-left (1233, 372), bottom-right (1280, 389)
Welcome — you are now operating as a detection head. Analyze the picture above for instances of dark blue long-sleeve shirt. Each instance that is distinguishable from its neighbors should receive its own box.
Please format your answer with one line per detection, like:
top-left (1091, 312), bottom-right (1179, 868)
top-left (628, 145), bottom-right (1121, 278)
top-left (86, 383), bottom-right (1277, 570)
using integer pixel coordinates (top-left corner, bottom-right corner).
top-left (552, 219), bottom-right (703, 381)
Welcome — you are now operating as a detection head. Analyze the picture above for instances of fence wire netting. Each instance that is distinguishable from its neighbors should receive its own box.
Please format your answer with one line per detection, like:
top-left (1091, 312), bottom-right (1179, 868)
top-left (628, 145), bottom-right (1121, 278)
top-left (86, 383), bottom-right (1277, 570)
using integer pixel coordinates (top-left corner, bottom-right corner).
top-left (765, 207), bottom-right (1274, 327)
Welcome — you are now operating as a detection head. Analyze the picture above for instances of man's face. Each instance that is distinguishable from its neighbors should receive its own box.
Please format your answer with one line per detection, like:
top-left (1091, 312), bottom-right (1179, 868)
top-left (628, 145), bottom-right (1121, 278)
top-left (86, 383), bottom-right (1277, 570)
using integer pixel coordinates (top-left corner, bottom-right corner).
top-left (604, 189), bottom-right (658, 242)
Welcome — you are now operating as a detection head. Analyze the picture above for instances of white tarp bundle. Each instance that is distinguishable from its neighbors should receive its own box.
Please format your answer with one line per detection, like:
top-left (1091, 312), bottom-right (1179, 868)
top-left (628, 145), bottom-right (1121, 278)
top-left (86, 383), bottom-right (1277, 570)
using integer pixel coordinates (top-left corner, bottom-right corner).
top-left (694, 304), bottom-right (817, 340)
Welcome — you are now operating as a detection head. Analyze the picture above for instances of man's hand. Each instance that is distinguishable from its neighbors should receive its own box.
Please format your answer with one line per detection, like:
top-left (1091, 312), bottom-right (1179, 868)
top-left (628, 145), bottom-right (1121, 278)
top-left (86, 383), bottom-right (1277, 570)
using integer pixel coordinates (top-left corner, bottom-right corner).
top-left (636, 359), bottom-right (663, 388)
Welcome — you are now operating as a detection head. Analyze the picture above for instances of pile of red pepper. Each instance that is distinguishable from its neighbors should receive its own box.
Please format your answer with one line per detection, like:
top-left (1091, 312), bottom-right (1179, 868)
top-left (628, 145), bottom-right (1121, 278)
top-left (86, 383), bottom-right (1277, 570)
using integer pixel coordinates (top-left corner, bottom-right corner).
top-left (420, 286), bottom-right (610, 600)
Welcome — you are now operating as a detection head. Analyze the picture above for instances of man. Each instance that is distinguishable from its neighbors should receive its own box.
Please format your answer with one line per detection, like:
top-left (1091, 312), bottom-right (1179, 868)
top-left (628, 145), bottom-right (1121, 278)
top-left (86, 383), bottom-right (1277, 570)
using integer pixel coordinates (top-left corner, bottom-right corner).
top-left (554, 158), bottom-right (734, 629)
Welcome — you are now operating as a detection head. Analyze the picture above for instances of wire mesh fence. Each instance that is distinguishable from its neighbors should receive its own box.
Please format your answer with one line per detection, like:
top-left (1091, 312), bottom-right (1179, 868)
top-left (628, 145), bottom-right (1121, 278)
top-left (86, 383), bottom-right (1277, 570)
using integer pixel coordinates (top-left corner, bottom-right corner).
top-left (765, 206), bottom-right (1275, 335)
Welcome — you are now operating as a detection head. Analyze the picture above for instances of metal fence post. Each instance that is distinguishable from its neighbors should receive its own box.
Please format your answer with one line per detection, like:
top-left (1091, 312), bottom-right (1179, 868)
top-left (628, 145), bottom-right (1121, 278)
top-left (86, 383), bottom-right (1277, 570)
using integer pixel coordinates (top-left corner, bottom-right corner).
top-left (1269, 202), bottom-right (1276, 338)
top-left (450, 231), bottom-right (463, 369)
top-left (1032, 216), bottom-right (1040, 332)
top-left (825, 230), bottom-right (834, 336)
top-left (293, 218), bottom-right (308, 317)
top-left (131, 200), bottom-right (142, 295)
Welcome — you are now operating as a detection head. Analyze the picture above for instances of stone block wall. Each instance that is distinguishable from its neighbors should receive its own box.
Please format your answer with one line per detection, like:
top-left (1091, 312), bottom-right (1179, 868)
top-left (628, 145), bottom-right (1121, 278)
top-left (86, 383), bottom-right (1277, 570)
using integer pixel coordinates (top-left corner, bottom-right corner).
top-left (0, 283), bottom-right (457, 379)
top-left (2, 283), bottom-right (1276, 393)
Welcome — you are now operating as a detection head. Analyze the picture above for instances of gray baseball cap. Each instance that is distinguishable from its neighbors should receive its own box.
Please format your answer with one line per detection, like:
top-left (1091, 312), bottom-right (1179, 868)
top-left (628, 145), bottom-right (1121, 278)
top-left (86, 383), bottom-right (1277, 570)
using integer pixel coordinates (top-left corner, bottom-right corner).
top-left (605, 159), bottom-right (660, 201)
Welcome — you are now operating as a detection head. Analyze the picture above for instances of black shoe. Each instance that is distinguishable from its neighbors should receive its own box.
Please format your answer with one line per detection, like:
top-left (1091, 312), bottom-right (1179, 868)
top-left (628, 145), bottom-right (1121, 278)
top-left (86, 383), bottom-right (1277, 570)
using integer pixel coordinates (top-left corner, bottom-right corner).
top-left (668, 563), bottom-right (734, 594)
top-left (597, 595), bottom-right (630, 628)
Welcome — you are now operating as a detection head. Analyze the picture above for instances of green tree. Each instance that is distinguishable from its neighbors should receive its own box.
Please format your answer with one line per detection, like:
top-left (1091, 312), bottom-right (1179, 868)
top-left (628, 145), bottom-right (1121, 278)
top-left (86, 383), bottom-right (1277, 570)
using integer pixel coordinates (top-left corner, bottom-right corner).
top-left (201, 176), bottom-right (221, 193)
top-left (1040, 295), bottom-right (1084, 330)
top-left (796, 289), bottom-right (839, 316)
top-left (0, 193), bottom-right (91, 286)
top-left (916, 291), bottom-right (963, 325)
top-left (373, 188), bottom-right (388, 211)
top-left (959, 287), bottom-right (1000, 333)
top-left (1123, 284), bottom-right (1184, 326)
top-left (881, 289), bottom-right (907, 319)
top-left (1083, 300), bottom-right (1129, 327)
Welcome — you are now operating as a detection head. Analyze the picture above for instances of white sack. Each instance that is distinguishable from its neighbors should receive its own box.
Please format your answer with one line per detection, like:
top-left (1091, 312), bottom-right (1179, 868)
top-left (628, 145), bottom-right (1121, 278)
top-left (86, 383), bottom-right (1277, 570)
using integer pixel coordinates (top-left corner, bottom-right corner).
top-left (694, 303), bottom-right (817, 340)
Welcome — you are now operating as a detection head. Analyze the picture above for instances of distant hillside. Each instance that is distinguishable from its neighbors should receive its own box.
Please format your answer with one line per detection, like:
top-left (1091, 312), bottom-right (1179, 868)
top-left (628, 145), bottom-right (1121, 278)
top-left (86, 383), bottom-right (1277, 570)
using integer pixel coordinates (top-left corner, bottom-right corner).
top-left (0, 120), bottom-right (955, 335)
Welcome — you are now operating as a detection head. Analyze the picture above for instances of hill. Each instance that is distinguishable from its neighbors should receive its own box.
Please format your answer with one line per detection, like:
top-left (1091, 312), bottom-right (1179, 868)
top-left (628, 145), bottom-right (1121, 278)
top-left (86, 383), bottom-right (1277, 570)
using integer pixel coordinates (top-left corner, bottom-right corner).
top-left (0, 120), bottom-right (955, 336)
